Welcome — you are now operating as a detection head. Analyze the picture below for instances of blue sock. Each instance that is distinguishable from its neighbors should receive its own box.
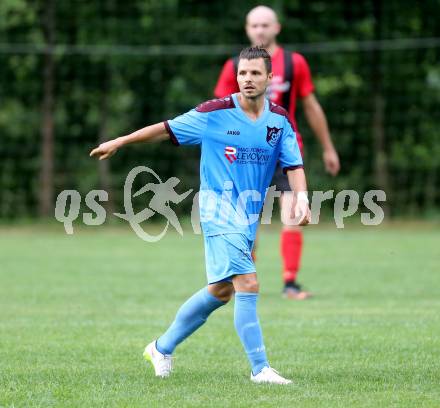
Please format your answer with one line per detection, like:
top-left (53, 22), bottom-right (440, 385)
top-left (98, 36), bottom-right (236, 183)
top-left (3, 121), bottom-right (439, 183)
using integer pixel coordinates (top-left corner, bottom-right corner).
top-left (156, 287), bottom-right (225, 355)
top-left (234, 292), bottom-right (269, 375)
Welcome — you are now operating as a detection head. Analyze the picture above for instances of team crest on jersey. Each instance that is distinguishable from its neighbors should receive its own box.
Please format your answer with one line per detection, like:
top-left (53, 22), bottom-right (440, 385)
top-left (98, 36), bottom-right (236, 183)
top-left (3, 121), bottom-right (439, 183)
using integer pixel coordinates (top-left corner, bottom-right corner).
top-left (224, 146), bottom-right (237, 164)
top-left (266, 126), bottom-right (283, 147)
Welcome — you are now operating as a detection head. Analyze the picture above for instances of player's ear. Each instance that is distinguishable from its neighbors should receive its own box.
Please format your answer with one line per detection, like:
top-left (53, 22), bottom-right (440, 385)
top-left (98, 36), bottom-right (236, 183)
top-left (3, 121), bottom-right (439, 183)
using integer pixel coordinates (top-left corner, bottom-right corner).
top-left (267, 71), bottom-right (273, 81)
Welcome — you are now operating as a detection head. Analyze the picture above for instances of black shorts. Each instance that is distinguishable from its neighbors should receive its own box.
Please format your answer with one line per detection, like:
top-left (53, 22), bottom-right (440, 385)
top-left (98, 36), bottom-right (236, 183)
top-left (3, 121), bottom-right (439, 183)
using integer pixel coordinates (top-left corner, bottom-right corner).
top-left (271, 166), bottom-right (291, 192)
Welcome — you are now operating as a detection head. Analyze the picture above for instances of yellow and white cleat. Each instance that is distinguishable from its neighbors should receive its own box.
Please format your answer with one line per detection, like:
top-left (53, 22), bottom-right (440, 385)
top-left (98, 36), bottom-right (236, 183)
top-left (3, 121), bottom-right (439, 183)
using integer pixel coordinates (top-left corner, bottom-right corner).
top-left (251, 367), bottom-right (293, 385)
top-left (143, 341), bottom-right (173, 378)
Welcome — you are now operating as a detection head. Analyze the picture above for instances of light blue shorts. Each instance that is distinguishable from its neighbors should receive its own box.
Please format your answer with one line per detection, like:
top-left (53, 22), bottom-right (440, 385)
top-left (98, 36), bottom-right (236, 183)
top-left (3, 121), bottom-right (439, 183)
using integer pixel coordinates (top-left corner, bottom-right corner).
top-left (204, 233), bottom-right (256, 284)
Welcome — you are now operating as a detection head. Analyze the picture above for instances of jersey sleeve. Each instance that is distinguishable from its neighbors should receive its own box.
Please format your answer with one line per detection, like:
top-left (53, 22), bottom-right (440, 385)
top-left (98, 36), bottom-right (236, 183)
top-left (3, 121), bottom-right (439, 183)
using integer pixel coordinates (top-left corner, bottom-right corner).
top-left (294, 53), bottom-right (315, 99)
top-left (164, 109), bottom-right (208, 146)
top-left (214, 59), bottom-right (240, 98)
top-left (279, 119), bottom-right (303, 173)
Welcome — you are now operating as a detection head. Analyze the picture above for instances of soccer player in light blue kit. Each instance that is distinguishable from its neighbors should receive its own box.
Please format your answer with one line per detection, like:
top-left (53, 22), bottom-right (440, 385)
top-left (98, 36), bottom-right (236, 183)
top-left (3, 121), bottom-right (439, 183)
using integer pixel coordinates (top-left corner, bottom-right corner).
top-left (90, 47), bottom-right (311, 384)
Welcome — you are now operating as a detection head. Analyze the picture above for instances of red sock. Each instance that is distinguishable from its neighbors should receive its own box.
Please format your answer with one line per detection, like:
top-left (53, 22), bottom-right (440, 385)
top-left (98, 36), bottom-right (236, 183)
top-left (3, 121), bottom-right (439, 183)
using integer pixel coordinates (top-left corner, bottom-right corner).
top-left (281, 230), bottom-right (303, 283)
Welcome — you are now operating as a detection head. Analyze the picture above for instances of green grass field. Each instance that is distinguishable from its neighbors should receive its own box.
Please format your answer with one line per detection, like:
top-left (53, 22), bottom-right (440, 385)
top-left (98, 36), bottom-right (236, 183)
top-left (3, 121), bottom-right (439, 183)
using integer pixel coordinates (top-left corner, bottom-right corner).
top-left (1, 224), bottom-right (439, 407)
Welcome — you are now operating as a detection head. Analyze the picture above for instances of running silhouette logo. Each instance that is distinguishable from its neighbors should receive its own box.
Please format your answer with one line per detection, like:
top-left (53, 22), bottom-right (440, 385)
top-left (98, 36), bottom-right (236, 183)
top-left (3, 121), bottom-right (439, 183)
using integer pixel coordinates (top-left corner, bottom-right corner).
top-left (224, 146), bottom-right (237, 164)
top-left (114, 166), bottom-right (193, 242)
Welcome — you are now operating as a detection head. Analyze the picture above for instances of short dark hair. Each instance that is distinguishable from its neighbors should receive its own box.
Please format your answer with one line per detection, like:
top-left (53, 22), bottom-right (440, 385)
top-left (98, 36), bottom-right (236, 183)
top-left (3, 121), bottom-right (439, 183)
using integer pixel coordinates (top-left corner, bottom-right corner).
top-left (238, 46), bottom-right (272, 74)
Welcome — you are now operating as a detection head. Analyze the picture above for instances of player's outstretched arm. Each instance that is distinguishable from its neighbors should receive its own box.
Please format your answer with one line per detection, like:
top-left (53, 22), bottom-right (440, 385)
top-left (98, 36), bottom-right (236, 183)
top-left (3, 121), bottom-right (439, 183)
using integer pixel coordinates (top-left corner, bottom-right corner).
top-left (286, 168), bottom-right (311, 226)
top-left (89, 122), bottom-right (170, 160)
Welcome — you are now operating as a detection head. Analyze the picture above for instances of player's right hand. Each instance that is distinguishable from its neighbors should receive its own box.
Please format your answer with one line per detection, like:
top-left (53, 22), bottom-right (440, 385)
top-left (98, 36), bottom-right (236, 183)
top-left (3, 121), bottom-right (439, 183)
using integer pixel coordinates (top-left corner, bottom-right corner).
top-left (89, 139), bottom-right (121, 160)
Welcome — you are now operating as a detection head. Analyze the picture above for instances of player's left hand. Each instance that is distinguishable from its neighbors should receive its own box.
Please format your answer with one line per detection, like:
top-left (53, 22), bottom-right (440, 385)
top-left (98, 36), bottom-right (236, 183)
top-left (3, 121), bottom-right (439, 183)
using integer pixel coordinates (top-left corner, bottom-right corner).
top-left (323, 147), bottom-right (340, 176)
top-left (293, 199), bottom-right (311, 226)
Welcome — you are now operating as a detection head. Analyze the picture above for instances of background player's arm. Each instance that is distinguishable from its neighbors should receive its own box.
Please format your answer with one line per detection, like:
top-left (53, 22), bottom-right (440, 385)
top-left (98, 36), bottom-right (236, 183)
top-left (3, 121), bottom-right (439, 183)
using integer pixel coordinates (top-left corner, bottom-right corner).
top-left (302, 93), bottom-right (340, 176)
top-left (295, 53), bottom-right (340, 176)
top-left (89, 122), bottom-right (169, 160)
top-left (286, 168), bottom-right (311, 226)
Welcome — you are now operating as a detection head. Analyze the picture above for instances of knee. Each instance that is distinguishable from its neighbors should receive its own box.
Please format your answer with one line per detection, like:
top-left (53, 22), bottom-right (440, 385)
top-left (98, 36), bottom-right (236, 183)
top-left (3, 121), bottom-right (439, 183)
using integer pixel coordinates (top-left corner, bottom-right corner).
top-left (235, 275), bottom-right (259, 293)
top-left (208, 284), bottom-right (234, 303)
top-left (244, 279), bottom-right (259, 293)
top-left (282, 224), bottom-right (301, 232)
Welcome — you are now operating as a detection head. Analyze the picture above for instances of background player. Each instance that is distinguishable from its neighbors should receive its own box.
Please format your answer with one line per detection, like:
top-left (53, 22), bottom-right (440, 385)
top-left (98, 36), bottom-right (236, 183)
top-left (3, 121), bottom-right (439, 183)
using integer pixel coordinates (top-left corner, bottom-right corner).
top-left (90, 47), bottom-right (311, 384)
top-left (215, 6), bottom-right (340, 300)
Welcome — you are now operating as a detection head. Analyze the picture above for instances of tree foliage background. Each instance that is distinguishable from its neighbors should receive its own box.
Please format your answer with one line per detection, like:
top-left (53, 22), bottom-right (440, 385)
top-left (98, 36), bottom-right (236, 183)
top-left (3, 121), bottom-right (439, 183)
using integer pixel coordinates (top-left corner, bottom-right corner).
top-left (0, 0), bottom-right (439, 219)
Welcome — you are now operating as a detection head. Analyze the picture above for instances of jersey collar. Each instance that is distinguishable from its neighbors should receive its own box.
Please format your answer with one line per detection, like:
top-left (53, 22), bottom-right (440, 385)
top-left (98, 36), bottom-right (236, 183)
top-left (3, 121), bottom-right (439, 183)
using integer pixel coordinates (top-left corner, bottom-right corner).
top-left (232, 93), bottom-right (270, 126)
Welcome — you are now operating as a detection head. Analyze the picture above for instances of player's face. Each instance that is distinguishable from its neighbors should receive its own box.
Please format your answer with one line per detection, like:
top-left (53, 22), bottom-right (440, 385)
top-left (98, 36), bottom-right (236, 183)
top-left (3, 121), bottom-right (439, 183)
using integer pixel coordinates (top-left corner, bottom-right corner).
top-left (245, 11), bottom-right (280, 48)
top-left (237, 58), bottom-right (272, 100)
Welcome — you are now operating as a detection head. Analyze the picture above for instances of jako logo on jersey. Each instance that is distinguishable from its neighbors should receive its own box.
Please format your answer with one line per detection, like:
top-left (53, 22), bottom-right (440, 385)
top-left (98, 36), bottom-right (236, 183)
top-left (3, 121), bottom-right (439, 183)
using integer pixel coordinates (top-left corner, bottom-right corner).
top-left (227, 130), bottom-right (240, 135)
top-left (224, 146), bottom-right (237, 164)
top-left (266, 126), bottom-right (283, 147)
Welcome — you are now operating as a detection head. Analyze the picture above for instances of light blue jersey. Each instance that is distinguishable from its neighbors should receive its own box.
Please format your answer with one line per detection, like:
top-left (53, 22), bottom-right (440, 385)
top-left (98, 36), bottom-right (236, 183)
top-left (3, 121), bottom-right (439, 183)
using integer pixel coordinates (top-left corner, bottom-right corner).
top-left (165, 93), bottom-right (303, 241)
